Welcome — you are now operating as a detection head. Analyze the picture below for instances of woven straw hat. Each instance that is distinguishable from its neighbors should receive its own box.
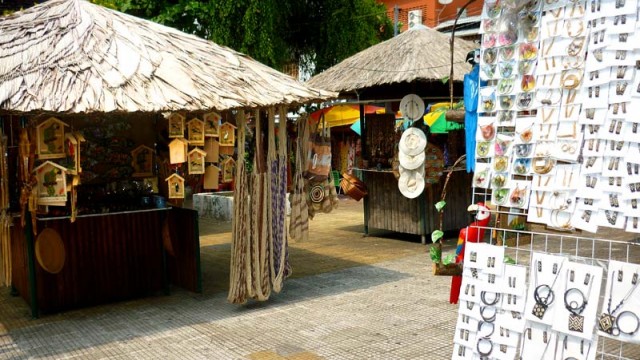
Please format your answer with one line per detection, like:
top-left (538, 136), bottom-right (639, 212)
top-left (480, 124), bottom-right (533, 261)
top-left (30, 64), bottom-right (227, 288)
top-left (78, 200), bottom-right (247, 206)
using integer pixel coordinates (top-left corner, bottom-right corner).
top-left (398, 170), bottom-right (425, 199)
top-left (35, 228), bottom-right (66, 274)
top-left (399, 127), bottom-right (427, 156)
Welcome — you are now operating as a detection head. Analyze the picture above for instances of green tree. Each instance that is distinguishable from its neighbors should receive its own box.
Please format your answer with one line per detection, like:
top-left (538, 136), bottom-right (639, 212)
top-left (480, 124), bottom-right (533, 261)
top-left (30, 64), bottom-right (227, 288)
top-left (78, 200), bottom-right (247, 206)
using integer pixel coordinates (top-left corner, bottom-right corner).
top-left (91, 0), bottom-right (394, 76)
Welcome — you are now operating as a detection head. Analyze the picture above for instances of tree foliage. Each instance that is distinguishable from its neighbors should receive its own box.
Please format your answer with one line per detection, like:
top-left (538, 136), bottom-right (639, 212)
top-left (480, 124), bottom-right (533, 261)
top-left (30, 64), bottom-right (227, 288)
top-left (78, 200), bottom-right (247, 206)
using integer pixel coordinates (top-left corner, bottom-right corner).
top-left (89, 0), bottom-right (393, 76)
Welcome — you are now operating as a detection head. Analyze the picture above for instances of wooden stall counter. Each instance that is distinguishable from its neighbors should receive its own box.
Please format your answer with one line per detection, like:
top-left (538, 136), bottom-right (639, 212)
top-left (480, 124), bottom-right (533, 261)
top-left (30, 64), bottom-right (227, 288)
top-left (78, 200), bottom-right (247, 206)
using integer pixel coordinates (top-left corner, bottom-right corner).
top-left (11, 207), bottom-right (201, 317)
top-left (358, 168), bottom-right (473, 244)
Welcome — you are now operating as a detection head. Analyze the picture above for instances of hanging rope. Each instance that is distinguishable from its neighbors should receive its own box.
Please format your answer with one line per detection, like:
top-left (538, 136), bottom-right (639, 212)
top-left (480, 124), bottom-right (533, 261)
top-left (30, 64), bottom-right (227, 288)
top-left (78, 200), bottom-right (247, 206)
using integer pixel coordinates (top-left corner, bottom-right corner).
top-left (228, 109), bottom-right (250, 304)
top-left (289, 115), bottom-right (309, 242)
top-left (270, 107), bottom-right (289, 292)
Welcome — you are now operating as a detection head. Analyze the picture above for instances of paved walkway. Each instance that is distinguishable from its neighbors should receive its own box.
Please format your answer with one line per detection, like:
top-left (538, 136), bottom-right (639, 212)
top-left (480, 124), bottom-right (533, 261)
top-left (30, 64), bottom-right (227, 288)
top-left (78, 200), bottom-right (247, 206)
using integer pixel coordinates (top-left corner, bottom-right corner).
top-left (0, 198), bottom-right (458, 359)
top-left (1, 197), bottom-right (639, 359)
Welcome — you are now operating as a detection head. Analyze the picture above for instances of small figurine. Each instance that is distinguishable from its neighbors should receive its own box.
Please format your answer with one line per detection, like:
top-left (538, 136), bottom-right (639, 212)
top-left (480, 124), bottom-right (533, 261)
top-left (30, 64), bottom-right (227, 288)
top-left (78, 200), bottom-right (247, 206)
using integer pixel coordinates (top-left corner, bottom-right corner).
top-left (449, 202), bottom-right (492, 304)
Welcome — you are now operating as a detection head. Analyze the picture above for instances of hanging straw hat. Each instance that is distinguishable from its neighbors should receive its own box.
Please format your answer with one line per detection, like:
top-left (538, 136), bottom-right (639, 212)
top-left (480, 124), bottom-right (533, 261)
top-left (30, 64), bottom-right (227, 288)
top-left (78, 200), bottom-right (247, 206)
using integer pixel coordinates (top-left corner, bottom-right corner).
top-left (35, 228), bottom-right (66, 274)
top-left (398, 170), bottom-right (425, 199)
top-left (399, 127), bottom-right (427, 156)
top-left (398, 150), bottom-right (425, 170)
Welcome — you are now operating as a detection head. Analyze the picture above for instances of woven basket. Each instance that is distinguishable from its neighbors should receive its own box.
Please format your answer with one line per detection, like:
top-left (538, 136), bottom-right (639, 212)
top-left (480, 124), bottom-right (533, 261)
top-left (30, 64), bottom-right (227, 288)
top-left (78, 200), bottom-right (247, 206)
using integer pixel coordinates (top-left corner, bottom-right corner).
top-left (340, 173), bottom-right (368, 201)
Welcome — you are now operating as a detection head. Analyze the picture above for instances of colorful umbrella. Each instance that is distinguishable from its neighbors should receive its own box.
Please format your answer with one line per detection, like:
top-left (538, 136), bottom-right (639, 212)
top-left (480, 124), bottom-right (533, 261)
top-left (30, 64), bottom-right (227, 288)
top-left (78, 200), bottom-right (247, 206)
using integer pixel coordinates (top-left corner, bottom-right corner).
top-left (310, 104), bottom-right (385, 128)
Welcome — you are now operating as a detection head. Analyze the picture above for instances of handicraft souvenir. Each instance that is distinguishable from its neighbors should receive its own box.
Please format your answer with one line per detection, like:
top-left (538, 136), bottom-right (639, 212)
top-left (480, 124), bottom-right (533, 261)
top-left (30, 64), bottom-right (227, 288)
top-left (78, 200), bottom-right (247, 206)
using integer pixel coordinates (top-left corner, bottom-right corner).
top-left (36, 117), bottom-right (68, 159)
top-left (165, 173), bottom-right (185, 199)
top-left (131, 145), bottom-right (154, 177)
top-left (168, 112), bottom-right (185, 138)
top-left (187, 118), bottom-right (205, 146)
top-left (203, 111), bottom-right (221, 137)
top-left (34, 161), bottom-right (68, 206)
top-left (187, 148), bottom-right (207, 175)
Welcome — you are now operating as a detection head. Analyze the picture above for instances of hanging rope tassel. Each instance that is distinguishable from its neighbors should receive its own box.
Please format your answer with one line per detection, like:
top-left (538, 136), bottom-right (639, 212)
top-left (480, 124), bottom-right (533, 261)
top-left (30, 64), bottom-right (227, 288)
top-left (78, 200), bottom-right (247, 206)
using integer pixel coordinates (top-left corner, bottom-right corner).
top-left (228, 110), bottom-right (250, 304)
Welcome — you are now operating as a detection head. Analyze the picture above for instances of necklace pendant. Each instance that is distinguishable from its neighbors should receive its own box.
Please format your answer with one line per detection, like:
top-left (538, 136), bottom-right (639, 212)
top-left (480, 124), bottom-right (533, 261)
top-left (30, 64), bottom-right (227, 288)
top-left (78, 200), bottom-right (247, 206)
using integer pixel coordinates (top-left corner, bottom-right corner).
top-left (569, 313), bottom-right (585, 332)
top-left (532, 302), bottom-right (548, 319)
top-left (598, 313), bottom-right (616, 334)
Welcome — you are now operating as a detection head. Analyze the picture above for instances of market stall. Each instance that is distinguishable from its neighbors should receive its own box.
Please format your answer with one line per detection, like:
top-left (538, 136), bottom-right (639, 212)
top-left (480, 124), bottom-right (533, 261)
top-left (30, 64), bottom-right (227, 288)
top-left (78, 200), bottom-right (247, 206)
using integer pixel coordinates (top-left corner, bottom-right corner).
top-left (445, 0), bottom-right (640, 358)
top-left (0, 0), bottom-right (332, 316)
top-left (308, 25), bottom-right (477, 243)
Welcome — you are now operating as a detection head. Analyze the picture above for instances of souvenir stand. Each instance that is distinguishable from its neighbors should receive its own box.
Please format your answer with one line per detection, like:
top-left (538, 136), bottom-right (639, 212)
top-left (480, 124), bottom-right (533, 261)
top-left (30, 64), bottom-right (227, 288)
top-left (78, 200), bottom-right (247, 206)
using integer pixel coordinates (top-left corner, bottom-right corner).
top-left (308, 25), bottom-right (477, 243)
top-left (448, 0), bottom-right (640, 358)
top-left (0, 0), bottom-right (333, 317)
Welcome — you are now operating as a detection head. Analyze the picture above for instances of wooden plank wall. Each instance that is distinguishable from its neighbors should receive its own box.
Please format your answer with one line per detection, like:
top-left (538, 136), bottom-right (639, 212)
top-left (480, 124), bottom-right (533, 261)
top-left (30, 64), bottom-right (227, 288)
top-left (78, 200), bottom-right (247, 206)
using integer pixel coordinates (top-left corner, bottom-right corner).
top-left (366, 171), bottom-right (422, 235)
top-left (10, 219), bottom-right (30, 305)
top-left (30, 211), bottom-right (165, 314)
top-left (365, 171), bottom-right (473, 236)
top-left (167, 207), bottom-right (202, 293)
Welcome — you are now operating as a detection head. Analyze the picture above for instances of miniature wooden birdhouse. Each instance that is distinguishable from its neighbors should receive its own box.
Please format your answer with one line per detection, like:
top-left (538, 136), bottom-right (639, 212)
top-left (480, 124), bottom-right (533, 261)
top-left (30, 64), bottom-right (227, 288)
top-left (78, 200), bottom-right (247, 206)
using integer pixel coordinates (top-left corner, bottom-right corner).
top-left (168, 112), bottom-right (185, 138)
top-left (204, 138), bottom-right (219, 163)
top-left (34, 161), bottom-right (68, 206)
top-left (168, 138), bottom-right (188, 164)
top-left (203, 165), bottom-right (221, 190)
top-left (36, 117), bottom-right (69, 159)
top-left (187, 118), bottom-right (205, 146)
top-left (165, 173), bottom-right (185, 199)
top-left (188, 148), bottom-right (207, 174)
top-left (203, 112), bottom-right (221, 137)
top-left (219, 122), bottom-right (236, 147)
top-left (131, 145), bottom-right (155, 177)
top-left (220, 156), bottom-right (236, 183)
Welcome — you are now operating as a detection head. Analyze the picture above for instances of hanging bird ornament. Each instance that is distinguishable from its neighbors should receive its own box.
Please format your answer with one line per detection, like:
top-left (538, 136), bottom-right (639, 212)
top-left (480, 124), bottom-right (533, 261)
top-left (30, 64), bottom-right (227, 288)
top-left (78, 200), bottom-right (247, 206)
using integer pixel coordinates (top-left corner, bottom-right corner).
top-left (449, 202), bottom-right (492, 304)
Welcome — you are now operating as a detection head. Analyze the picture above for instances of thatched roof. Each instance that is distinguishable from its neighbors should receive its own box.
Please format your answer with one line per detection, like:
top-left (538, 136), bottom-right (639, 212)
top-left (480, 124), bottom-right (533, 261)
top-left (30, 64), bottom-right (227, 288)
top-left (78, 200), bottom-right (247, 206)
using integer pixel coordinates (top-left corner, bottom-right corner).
top-left (306, 25), bottom-right (477, 93)
top-left (0, 0), bottom-right (335, 114)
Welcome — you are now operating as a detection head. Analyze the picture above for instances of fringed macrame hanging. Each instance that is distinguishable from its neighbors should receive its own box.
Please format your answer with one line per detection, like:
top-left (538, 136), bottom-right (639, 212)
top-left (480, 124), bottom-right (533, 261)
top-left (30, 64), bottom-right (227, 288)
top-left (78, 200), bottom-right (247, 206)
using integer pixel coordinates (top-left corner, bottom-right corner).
top-left (289, 115), bottom-right (310, 242)
top-left (228, 110), bottom-right (250, 304)
top-left (269, 107), bottom-right (290, 292)
top-left (250, 109), bottom-right (271, 301)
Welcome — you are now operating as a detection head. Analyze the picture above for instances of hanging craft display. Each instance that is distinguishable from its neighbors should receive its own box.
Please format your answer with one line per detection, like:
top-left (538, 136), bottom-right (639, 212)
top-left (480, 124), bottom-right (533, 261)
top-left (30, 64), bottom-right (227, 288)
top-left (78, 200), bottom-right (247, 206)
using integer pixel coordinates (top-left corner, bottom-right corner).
top-left (187, 148), bottom-right (207, 174)
top-left (60, 132), bottom-right (85, 175)
top-left (221, 156), bottom-right (235, 183)
top-left (219, 121), bottom-right (236, 147)
top-left (131, 145), bottom-right (154, 177)
top-left (165, 173), bottom-right (185, 199)
top-left (36, 117), bottom-right (68, 159)
top-left (204, 138), bottom-right (219, 163)
top-left (203, 165), bottom-right (220, 190)
top-left (598, 260), bottom-right (640, 344)
top-left (186, 118), bottom-right (205, 146)
top-left (34, 228), bottom-right (66, 274)
top-left (168, 138), bottom-right (188, 164)
top-left (167, 112), bottom-right (185, 138)
top-left (34, 161), bottom-right (67, 206)
top-left (203, 111), bottom-right (221, 137)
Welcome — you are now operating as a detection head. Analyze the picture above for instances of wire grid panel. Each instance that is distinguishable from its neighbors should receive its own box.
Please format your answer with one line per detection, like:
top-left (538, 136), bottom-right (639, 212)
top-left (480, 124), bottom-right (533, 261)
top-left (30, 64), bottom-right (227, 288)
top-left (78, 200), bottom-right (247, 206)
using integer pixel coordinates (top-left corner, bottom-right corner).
top-left (470, 225), bottom-right (640, 360)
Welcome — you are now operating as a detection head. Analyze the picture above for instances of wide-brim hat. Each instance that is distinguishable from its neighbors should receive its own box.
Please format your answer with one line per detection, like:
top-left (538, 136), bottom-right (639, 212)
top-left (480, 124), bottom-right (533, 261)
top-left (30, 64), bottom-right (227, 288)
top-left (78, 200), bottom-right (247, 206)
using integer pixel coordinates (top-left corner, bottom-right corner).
top-left (399, 150), bottom-right (425, 170)
top-left (399, 163), bottom-right (424, 177)
top-left (398, 170), bottom-right (425, 199)
top-left (399, 127), bottom-right (427, 156)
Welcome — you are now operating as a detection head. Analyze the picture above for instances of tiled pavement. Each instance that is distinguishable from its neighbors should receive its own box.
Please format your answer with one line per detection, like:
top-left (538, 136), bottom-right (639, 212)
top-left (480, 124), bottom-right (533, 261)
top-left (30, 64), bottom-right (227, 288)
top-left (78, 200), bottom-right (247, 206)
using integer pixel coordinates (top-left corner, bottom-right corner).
top-left (0, 198), bottom-right (458, 360)
top-left (1, 197), bottom-right (639, 359)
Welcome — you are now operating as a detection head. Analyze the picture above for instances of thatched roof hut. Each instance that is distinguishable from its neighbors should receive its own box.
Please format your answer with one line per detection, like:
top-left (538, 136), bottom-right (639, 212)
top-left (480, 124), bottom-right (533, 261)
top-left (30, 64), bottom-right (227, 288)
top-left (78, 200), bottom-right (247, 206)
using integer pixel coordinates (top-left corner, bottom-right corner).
top-left (307, 25), bottom-right (477, 94)
top-left (0, 0), bottom-right (334, 114)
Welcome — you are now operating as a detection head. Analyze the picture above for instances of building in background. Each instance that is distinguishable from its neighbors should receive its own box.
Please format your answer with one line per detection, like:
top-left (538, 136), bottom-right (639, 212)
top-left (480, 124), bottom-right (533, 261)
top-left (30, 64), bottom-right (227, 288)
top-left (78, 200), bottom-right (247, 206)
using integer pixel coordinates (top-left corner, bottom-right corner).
top-left (380, 0), bottom-right (482, 39)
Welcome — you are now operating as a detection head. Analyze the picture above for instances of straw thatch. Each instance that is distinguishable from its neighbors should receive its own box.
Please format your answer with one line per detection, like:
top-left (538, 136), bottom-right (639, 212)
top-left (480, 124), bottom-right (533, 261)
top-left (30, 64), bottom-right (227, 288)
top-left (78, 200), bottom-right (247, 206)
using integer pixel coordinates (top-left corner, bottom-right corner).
top-left (307, 25), bottom-right (477, 93)
top-left (0, 0), bottom-right (335, 114)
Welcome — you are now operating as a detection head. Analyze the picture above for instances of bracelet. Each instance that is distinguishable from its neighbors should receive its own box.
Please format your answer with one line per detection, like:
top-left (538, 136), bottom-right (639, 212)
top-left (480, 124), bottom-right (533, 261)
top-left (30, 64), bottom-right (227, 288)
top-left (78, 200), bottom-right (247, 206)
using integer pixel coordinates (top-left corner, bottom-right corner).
top-left (478, 321), bottom-right (495, 337)
top-left (564, 287), bottom-right (588, 314)
top-left (477, 337), bottom-right (494, 357)
top-left (533, 157), bottom-right (555, 174)
top-left (480, 306), bottom-right (497, 322)
top-left (614, 311), bottom-right (640, 336)
top-left (481, 291), bottom-right (501, 306)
